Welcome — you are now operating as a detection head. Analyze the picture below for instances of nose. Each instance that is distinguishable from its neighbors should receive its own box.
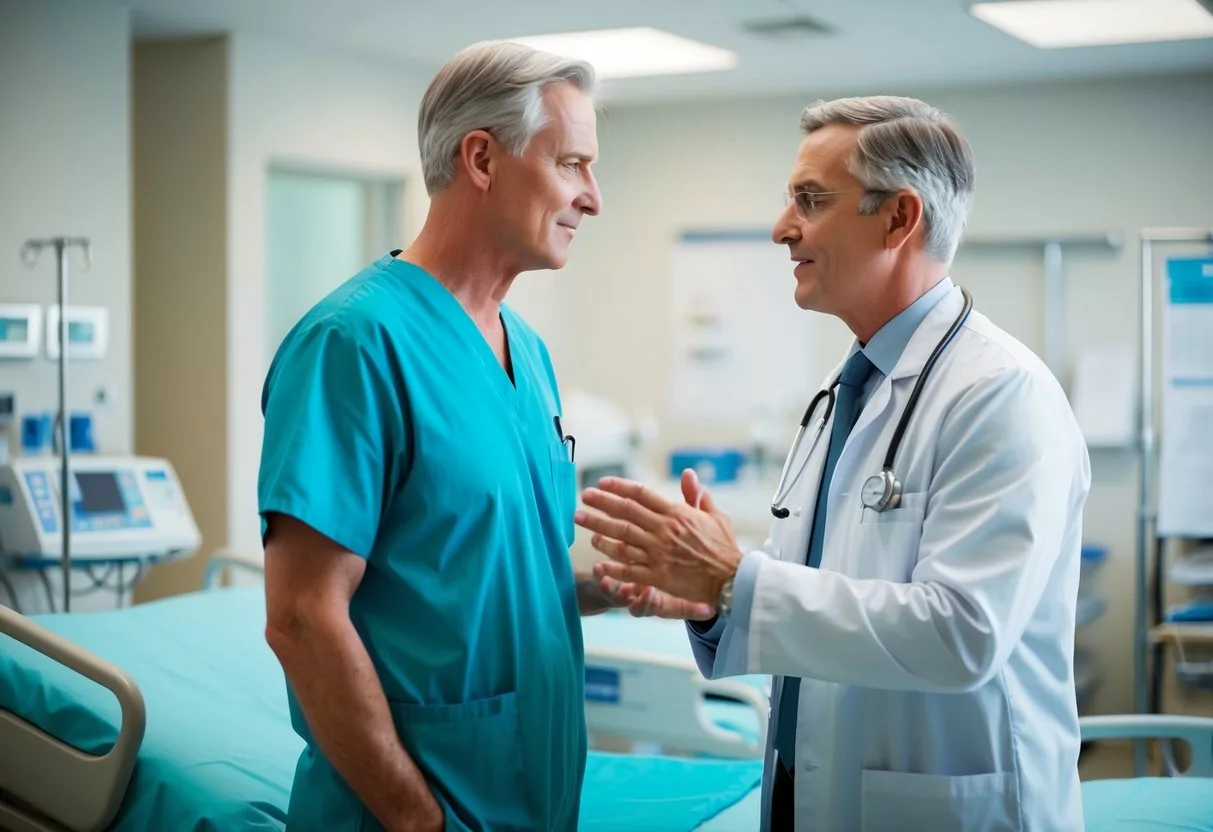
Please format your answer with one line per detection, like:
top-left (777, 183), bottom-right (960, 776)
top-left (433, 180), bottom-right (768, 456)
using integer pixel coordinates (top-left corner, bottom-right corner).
top-left (577, 169), bottom-right (602, 217)
top-left (772, 201), bottom-right (800, 246)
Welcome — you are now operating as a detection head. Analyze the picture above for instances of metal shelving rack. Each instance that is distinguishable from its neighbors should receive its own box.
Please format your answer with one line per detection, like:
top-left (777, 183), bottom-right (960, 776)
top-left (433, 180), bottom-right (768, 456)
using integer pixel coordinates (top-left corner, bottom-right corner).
top-left (1134, 226), bottom-right (1213, 775)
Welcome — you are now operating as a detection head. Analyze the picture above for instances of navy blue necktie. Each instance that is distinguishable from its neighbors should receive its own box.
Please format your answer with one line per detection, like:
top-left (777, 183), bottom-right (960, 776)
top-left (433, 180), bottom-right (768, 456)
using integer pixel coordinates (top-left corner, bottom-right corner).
top-left (774, 349), bottom-right (875, 770)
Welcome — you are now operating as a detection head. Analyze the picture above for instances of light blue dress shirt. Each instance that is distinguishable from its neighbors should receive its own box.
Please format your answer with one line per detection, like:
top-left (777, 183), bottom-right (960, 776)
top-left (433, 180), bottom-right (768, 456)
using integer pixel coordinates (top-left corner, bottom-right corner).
top-left (689, 277), bottom-right (954, 675)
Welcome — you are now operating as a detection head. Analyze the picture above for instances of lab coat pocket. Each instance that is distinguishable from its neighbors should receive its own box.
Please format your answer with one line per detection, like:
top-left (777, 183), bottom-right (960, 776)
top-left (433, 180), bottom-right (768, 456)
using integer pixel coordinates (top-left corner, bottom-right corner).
top-left (389, 691), bottom-right (532, 831)
top-left (859, 768), bottom-right (1020, 832)
top-left (550, 457), bottom-right (578, 547)
top-left (851, 492), bottom-right (926, 581)
top-left (858, 490), bottom-right (925, 526)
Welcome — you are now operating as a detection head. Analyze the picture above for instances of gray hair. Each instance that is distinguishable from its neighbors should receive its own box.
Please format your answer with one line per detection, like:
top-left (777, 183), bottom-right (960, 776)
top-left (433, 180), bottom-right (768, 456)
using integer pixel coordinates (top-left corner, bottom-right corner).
top-left (800, 96), bottom-right (975, 263)
top-left (418, 41), bottom-right (596, 195)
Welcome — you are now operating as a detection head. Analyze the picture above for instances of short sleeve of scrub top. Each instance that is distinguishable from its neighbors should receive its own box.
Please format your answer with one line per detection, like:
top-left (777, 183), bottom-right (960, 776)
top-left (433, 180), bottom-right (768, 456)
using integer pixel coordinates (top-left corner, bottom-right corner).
top-left (258, 319), bottom-right (407, 557)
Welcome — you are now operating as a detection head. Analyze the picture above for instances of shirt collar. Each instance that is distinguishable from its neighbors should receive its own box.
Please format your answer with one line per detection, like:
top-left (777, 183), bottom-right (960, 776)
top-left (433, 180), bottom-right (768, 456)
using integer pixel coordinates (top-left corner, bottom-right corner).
top-left (861, 277), bottom-right (954, 377)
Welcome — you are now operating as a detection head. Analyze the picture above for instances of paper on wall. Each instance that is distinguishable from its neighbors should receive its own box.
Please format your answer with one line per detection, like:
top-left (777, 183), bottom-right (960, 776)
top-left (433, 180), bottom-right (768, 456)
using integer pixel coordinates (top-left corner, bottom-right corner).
top-left (1070, 345), bottom-right (1135, 447)
top-left (1157, 256), bottom-right (1213, 538)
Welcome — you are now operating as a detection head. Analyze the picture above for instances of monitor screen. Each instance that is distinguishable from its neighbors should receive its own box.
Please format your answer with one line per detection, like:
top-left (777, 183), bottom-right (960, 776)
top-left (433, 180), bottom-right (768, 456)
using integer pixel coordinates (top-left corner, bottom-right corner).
top-left (67, 320), bottom-right (95, 343)
top-left (1, 318), bottom-right (28, 343)
top-left (75, 471), bottom-right (126, 514)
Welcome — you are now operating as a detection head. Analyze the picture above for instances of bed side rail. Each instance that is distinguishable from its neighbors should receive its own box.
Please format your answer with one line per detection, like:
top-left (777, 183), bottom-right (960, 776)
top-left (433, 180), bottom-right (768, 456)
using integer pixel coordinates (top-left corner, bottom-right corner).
top-left (1080, 714), bottom-right (1213, 777)
top-left (0, 605), bottom-right (146, 832)
top-left (584, 644), bottom-right (767, 759)
top-left (201, 548), bottom-right (265, 590)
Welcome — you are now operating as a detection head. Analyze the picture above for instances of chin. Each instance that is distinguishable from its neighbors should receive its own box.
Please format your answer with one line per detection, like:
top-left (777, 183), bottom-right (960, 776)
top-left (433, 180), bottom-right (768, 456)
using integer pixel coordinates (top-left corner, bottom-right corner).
top-left (540, 242), bottom-right (571, 271)
top-left (793, 281), bottom-right (822, 312)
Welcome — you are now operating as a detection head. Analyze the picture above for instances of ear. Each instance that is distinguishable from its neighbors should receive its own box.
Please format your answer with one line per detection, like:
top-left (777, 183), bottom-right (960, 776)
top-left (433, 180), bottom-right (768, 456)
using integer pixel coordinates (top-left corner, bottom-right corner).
top-left (456, 130), bottom-right (495, 193)
top-left (882, 190), bottom-right (924, 252)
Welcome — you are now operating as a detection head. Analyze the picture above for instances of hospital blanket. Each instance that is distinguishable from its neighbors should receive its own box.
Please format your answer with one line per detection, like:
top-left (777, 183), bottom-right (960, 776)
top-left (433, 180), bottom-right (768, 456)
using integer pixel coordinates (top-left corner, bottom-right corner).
top-left (0, 588), bottom-right (763, 831)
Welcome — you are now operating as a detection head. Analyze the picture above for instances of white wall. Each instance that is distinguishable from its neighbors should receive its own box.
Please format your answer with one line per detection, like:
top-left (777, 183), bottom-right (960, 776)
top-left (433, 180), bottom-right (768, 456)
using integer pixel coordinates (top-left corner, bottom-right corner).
top-left (554, 72), bottom-right (1213, 717)
top-left (226, 34), bottom-right (431, 556)
top-left (0, 0), bottom-right (131, 456)
top-left (0, 0), bottom-right (131, 612)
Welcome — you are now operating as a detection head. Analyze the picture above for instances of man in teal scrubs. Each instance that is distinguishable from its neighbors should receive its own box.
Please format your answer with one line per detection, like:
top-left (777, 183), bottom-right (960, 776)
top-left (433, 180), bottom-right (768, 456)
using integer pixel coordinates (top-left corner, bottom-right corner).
top-left (258, 42), bottom-right (708, 832)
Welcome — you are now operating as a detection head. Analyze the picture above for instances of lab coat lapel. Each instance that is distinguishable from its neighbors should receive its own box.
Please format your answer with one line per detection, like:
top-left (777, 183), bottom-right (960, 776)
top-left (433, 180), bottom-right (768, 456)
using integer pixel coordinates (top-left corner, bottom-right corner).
top-left (847, 285), bottom-right (965, 444)
top-left (888, 284), bottom-right (965, 384)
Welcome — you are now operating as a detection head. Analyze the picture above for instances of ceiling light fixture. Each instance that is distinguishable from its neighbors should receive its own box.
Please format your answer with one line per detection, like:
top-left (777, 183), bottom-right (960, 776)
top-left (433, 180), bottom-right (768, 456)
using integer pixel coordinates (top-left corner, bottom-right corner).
top-left (507, 26), bottom-right (739, 79)
top-left (969, 0), bottom-right (1213, 48)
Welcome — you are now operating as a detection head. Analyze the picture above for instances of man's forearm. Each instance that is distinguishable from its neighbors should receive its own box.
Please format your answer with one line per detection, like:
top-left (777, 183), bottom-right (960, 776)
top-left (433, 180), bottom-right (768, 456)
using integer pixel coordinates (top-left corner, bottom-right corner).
top-left (269, 610), bottom-right (440, 831)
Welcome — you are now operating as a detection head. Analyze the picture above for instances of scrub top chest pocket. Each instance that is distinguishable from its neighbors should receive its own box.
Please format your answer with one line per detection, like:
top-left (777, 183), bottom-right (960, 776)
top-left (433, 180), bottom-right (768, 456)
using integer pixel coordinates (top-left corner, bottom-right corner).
top-left (550, 450), bottom-right (577, 547)
top-left (548, 414), bottom-right (577, 546)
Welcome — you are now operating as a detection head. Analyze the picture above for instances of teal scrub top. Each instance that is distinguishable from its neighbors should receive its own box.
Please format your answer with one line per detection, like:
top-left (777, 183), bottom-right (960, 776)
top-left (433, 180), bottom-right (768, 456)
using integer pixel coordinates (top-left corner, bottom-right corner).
top-left (257, 252), bottom-right (585, 832)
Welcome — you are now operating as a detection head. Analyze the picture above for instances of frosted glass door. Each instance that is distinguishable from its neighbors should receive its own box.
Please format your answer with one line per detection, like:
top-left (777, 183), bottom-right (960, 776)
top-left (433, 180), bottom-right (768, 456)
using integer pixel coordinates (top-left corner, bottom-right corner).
top-left (265, 169), bottom-right (402, 361)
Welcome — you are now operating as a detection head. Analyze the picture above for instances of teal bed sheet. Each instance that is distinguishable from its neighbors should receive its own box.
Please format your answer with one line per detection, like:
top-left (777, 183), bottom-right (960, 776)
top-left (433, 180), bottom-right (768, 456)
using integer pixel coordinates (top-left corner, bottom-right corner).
top-left (694, 776), bottom-right (1213, 832)
top-left (582, 753), bottom-right (760, 831)
top-left (0, 588), bottom-right (760, 831)
top-left (1082, 776), bottom-right (1213, 831)
top-left (596, 770), bottom-right (1213, 831)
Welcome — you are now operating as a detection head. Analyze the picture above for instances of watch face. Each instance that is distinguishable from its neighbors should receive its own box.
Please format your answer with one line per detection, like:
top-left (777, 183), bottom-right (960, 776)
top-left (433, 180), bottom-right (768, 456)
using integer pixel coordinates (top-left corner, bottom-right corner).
top-left (861, 474), bottom-right (887, 507)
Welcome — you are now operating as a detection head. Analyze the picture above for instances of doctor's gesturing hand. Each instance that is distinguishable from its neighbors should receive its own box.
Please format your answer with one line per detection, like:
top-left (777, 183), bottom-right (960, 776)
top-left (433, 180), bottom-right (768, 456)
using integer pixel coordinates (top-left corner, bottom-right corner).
top-left (576, 469), bottom-right (742, 610)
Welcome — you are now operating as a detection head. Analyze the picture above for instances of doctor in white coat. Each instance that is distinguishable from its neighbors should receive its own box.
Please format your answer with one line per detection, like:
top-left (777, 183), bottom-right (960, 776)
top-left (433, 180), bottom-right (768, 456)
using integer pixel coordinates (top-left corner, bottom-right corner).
top-left (576, 95), bottom-right (1092, 831)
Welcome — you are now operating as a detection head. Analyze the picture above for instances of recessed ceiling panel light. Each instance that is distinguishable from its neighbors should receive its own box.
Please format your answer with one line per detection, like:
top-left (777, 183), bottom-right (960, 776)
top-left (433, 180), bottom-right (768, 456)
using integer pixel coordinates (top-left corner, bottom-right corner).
top-left (970, 0), bottom-right (1213, 48)
top-left (508, 26), bottom-right (739, 79)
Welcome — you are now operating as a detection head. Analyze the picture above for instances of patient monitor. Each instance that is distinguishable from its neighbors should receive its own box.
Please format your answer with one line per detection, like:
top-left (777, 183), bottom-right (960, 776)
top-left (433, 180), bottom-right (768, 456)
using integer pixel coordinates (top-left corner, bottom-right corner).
top-left (0, 456), bottom-right (200, 562)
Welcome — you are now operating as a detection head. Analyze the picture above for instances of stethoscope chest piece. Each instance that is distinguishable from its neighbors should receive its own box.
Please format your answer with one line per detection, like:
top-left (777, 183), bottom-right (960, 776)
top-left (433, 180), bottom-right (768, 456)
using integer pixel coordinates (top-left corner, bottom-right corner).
top-left (860, 470), bottom-right (901, 512)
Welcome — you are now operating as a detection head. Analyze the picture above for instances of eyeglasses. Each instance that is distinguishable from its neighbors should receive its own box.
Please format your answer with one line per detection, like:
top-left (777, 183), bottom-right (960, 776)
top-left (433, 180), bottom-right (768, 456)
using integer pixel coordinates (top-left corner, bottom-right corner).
top-left (782, 188), bottom-right (889, 219)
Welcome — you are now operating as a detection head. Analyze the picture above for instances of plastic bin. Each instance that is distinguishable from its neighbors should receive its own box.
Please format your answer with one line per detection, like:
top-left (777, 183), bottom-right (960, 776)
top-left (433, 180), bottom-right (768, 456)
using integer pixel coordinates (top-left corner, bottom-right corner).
top-left (668, 448), bottom-right (746, 484)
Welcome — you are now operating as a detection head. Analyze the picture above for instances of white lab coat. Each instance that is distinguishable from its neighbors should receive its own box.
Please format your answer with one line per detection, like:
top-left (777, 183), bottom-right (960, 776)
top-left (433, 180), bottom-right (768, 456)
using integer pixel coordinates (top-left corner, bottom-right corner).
top-left (692, 285), bottom-right (1092, 831)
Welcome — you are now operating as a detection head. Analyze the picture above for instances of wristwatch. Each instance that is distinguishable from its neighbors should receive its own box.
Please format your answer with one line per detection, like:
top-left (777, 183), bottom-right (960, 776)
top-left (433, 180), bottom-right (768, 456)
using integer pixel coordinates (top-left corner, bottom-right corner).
top-left (716, 573), bottom-right (736, 618)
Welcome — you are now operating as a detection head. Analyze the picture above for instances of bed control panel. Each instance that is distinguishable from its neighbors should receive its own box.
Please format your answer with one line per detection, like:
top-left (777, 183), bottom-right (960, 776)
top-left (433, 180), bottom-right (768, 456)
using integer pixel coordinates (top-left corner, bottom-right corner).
top-left (0, 456), bottom-right (201, 562)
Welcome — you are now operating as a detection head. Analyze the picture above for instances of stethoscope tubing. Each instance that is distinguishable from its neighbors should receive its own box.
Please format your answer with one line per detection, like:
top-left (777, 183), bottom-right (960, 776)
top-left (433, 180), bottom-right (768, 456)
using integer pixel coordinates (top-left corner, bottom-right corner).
top-left (769, 287), bottom-right (973, 518)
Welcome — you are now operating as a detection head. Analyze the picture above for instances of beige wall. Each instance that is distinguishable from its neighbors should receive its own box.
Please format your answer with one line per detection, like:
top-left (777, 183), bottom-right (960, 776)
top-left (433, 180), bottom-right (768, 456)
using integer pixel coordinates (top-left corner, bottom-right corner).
top-left (548, 72), bottom-right (1213, 717)
top-left (131, 37), bottom-right (230, 602)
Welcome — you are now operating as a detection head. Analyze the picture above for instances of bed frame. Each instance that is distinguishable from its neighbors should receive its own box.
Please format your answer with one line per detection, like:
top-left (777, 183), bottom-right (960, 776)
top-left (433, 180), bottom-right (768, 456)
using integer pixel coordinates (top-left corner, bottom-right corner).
top-left (2, 551), bottom-right (1212, 831)
top-left (0, 550), bottom-right (263, 832)
top-left (584, 645), bottom-right (768, 758)
top-left (0, 601), bottom-right (144, 832)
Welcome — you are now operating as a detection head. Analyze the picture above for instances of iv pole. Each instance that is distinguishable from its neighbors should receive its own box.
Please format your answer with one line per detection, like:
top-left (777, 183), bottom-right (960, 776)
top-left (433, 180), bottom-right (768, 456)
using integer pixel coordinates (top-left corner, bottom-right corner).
top-left (20, 236), bottom-right (91, 613)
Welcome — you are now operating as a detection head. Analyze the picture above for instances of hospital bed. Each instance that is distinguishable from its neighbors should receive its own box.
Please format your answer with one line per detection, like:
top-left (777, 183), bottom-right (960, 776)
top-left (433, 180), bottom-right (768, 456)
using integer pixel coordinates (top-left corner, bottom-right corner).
top-left (0, 555), bottom-right (762, 832)
top-left (1, 557), bottom-right (1211, 832)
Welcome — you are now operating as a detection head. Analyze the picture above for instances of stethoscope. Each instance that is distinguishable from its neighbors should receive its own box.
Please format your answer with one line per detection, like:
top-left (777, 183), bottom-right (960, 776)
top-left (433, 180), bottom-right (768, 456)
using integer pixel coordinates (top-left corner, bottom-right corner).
top-left (770, 287), bottom-right (973, 518)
